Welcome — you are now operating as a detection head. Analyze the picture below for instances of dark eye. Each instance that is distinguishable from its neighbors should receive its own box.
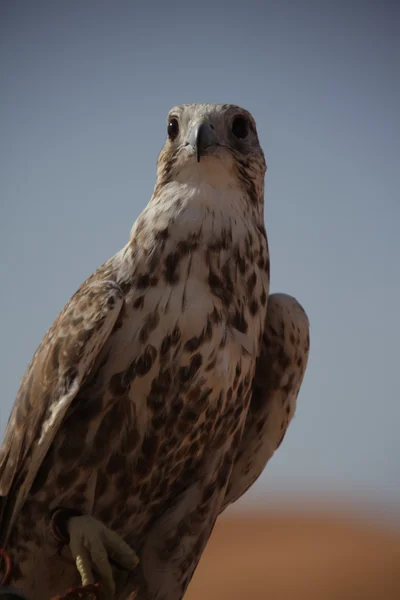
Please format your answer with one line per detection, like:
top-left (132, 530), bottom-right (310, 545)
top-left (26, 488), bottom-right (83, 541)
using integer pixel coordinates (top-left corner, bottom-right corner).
top-left (232, 116), bottom-right (249, 139)
top-left (168, 118), bottom-right (179, 140)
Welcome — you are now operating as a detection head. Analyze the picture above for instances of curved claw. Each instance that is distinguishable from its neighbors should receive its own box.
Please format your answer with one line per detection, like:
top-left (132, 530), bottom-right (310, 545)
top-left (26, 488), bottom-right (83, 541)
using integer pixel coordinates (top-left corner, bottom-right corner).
top-left (68, 516), bottom-right (139, 599)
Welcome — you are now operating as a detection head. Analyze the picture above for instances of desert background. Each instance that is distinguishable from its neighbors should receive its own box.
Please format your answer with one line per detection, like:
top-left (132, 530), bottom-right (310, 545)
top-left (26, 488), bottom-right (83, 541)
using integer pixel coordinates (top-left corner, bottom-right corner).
top-left (186, 505), bottom-right (400, 600)
top-left (1, 2), bottom-right (399, 600)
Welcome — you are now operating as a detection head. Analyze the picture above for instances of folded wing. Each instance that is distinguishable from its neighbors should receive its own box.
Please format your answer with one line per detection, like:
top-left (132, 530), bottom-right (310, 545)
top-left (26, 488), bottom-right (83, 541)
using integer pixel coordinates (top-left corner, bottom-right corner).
top-left (0, 265), bottom-right (125, 544)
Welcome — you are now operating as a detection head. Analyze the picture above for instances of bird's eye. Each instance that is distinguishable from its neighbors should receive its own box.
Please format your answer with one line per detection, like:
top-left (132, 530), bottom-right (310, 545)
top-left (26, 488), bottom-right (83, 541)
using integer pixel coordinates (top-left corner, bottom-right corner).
top-left (168, 118), bottom-right (179, 140)
top-left (232, 116), bottom-right (249, 139)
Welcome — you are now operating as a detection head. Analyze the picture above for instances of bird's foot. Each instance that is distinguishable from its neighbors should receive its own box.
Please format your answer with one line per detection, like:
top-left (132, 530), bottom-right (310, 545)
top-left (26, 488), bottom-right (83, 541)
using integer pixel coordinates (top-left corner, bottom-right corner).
top-left (67, 516), bottom-right (139, 600)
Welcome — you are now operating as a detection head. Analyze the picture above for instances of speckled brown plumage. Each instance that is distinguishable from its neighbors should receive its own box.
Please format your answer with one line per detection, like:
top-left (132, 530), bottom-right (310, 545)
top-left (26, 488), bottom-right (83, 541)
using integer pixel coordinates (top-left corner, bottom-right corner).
top-left (0, 104), bottom-right (309, 600)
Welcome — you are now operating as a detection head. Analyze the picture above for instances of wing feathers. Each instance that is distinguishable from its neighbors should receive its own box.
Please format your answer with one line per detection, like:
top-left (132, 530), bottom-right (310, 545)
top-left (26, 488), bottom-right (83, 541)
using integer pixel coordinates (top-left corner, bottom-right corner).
top-left (0, 270), bottom-right (124, 542)
top-left (221, 293), bottom-right (310, 511)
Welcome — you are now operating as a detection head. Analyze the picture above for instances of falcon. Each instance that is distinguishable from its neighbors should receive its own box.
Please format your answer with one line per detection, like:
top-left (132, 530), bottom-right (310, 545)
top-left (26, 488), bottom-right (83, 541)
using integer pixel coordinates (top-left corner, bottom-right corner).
top-left (0, 104), bottom-right (310, 600)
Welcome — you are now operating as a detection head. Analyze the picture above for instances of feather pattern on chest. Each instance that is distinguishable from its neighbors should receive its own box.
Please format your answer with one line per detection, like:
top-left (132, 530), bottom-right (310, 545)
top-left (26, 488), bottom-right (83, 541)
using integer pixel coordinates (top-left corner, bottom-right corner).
top-left (41, 178), bottom-right (270, 541)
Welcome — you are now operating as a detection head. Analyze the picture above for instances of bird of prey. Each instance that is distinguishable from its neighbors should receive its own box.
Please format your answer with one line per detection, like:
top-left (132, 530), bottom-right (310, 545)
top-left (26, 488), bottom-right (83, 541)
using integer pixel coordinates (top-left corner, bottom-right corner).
top-left (0, 104), bottom-right (309, 600)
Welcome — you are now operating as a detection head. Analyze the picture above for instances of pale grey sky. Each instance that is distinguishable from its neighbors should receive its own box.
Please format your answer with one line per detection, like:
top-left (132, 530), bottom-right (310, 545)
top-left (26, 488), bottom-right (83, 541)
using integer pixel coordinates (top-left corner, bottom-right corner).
top-left (1, 1), bottom-right (399, 516)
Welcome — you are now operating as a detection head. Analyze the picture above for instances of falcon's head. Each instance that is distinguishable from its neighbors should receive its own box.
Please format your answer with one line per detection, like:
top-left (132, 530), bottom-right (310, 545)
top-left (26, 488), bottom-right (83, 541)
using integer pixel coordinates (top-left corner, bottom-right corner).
top-left (155, 104), bottom-right (266, 203)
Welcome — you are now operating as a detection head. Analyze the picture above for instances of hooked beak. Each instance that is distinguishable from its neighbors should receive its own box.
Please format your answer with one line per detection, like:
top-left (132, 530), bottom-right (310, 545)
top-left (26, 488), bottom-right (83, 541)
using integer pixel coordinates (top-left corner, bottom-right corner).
top-left (187, 121), bottom-right (217, 162)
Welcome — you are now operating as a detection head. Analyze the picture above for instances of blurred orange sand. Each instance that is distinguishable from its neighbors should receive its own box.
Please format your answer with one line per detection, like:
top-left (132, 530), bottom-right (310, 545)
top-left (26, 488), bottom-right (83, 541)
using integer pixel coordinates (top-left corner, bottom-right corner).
top-left (186, 509), bottom-right (400, 600)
